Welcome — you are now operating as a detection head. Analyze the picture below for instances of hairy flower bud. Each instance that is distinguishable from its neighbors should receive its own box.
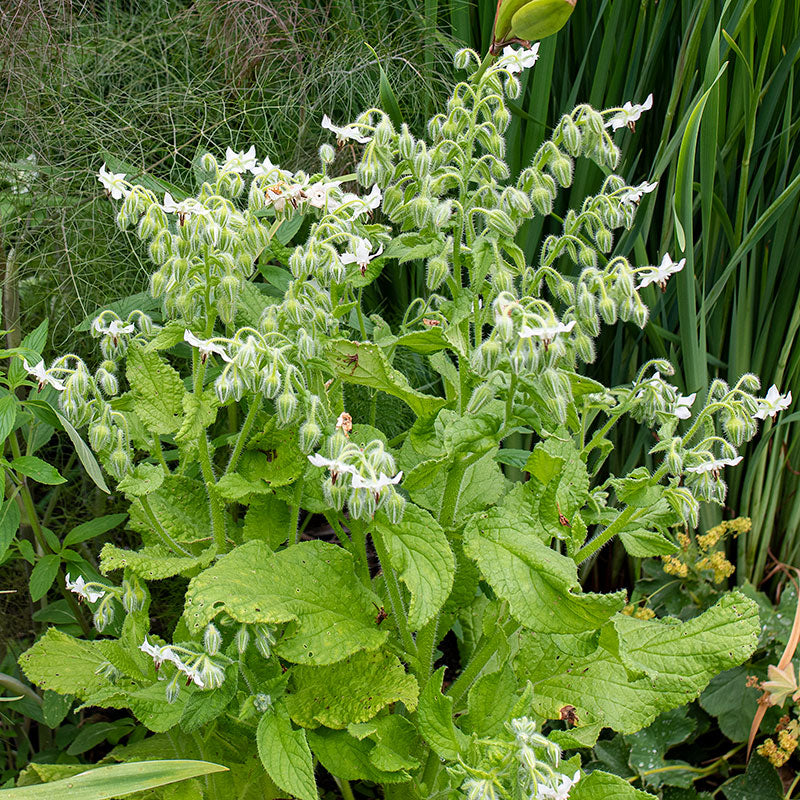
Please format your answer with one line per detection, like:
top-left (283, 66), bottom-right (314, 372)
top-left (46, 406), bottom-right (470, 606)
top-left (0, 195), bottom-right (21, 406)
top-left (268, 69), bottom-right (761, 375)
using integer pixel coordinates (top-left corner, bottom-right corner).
top-left (550, 154), bottom-right (574, 187)
top-left (121, 579), bottom-right (146, 613)
top-left (276, 389), bottom-right (298, 426)
top-left (299, 419), bottom-right (322, 453)
top-left (93, 602), bottom-right (114, 633)
top-left (426, 255), bottom-right (449, 291)
top-left (398, 126), bottom-right (414, 160)
top-left (235, 624), bottom-right (250, 654)
top-left (203, 624), bottom-right (222, 656)
top-left (485, 209), bottom-right (517, 238)
top-left (598, 295), bottom-right (617, 325)
top-left (530, 187), bottom-right (553, 216)
top-left (381, 489), bottom-right (406, 524)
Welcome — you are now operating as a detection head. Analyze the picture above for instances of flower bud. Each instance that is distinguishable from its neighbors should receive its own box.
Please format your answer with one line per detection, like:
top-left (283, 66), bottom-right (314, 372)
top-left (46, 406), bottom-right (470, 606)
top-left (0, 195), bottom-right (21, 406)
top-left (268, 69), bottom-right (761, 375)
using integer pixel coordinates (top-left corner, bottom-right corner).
top-left (109, 446), bottom-right (132, 480)
top-left (380, 489), bottom-right (406, 524)
top-left (398, 126), bottom-right (414, 160)
top-left (493, 267), bottom-right (514, 294)
top-left (412, 196), bottom-right (432, 228)
top-left (148, 230), bottom-right (172, 265)
top-left (348, 487), bottom-right (376, 521)
top-left (299, 420), bottom-right (322, 453)
top-left (200, 153), bottom-right (218, 172)
top-left (494, 104), bottom-right (511, 132)
top-left (121, 579), bottom-right (147, 613)
top-left (632, 299), bottom-right (649, 328)
top-left (485, 209), bottom-right (517, 238)
top-left (89, 421), bottom-right (113, 451)
top-left (666, 439), bottom-right (683, 475)
top-left (202, 220), bottom-right (222, 247)
top-left (530, 187), bottom-right (553, 216)
top-left (467, 383), bottom-right (495, 413)
top-left (426, 256), bottom-right (449, 291)
top-left (254, 625), bottom-right (276, 659)
top-left (382, 186), bottom-right (404, 219)
top-left (276, 389), bottom-right (298, 426)
top-left (550, 154), bottom-right (574, 187)
top-left (598, 295), bottom-right (617, 325)
top-left (259, 363), bottom-right (282, 399)
top-left (472, 338), bottom-right (504, 373)
top-left (562, 118), bottom-right (582, 156)
top-left (165, 673), bottom-right (181, 704)
top-left (93, 602), bottom-right (114, 633)
top-left (204, 624), bottom-right (222, 656)
top-left (454, 48), bottom-right (473, 71)
top-left (319, 143), bottom-right (335, 166)
top-left (432, 201), bottom-right (453, 229)
top-left (235, 624), bottom-right (250, 654)
top-left (573, 330), bottom-right (595, 363)
top-left (199, 658), bottom-right (226, 690)
top-left (578, 246), bottom-right (596, 268)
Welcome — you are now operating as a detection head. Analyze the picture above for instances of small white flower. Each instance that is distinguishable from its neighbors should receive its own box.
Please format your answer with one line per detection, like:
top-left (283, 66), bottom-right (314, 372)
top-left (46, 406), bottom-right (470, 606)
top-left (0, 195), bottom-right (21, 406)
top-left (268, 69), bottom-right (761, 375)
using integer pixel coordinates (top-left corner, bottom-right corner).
top-left (497, 43), bottom-right (540, 74)
top-left (686, 455), bottom-right (743, 475)
top-left (337, 184), bottom-right (382, 219)
top-left (304, 180), bottom-right (341, 209)
top-left (162, 192), bottom-right (211, 223)
top-left (538, 770), bottom-right (581, 800)
top-left (23, 359), bottom-right (65, 392)
top-left (518, 319), bottom-right (576, 343)
top-left (670, 392), bottom-right (696, 420)
top-left (308, 453), bottom-right (357, 478)
top-left (140, 637), bottom-right (182, 669)
top-left (222, 145), bottom-right (257, 174)
top-left (250, 156), bottom-right (293, 181)
top-left (184, 330), bottom-right (232, 363)
top-left (65, 573), bottom-right (105, 603)
top-left (321, 114), bottom-right (371, 145)
top-left (351, 471), bottom-right (403, 491)
top-left (755, 385), bottom-right (792, 420)
top-left (341, 238), bottom-right (384, 276)
top-left (637, 253), bottom-right (686, 291)
top-left (97, 163), bottom-right (129, 200)
top-left (619, 180), bottom-right (658, 204)
top-left (605, 93), bottom-right (654, 131)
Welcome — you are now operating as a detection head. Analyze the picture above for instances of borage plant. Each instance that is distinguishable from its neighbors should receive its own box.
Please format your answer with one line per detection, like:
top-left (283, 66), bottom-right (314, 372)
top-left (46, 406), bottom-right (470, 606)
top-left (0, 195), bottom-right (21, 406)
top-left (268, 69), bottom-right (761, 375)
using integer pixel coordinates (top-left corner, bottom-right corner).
top-left (17, 45), bottom-right (789, 800)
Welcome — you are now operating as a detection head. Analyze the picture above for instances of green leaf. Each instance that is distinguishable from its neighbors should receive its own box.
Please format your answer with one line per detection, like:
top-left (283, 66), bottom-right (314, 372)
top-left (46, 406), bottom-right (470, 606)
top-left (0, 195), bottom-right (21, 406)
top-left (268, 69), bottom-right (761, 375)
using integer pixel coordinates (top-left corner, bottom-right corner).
top-left (181, 666), bottom-right (238, 733)
top-left (326, 339), bottom-right (446, 418)
top-left (175, 390), bottom-right (219, 446)
top-left (52, 407), bottom-right (110, 494)
top-left (570, 770), bottom-right (657, 800)
top-left (721, 754), bottom-right (783, 800)
top-left (256, 705), bottom-right (317, 800)
top-left (625, 707), bottom-right (696, 788)
top-left (18, 629), bottom-right (114, 700)
top-left (63, 513), bottom-right (128, 548)
top-left (1, 760), bottom-right (227, 799)
top-left (100, 544), bottom-right (214, 580)
top-left (699, 666), bottom-right (758, 742)
top-left (0, 394), bottom-right (18, 443)
top-left (286, 650), bottom-right (418, 729)
top-left (28, 553), bottom-right (61, 601)
top-left (464, 506), bottom-right (625, 634)
top-left (0, 497), bottom-right (21, 562)
top-left (460, 664), bottom-right (521, 737)
top-left (417, 667), bottom-right (462, 760)
top-left (126, 344), bottom-right (186, 435)
top-left (67, 721), bottom-right (134, 755)
top-left (143, 321), bottom-right (187, 352)
top-left (11, 455), bottom-right (65, 485)
top-left (127, 682), bottom-right (187, 732)
top-left (307, 727), bottom-right (411, 784)
top-left (242, 494), bottom-right (291, 549)
top-left (184, 540), bottom-right (386, 665)
top-left (41, 690), bottom-right (72, 728)
top-left (521, 593), bottom-right (759, 733)
top-left (618, 527), bottom-right (679, 558)
top-left (117, 463), bottom-right (165, 497)
top-left (239, 419), bottom-right (307, 487)
top-left (373, 503), bottom-right (454, 629)
top-left (128, 476), bottom-right (209, 545)
top-left (383, 232), bottom-right (446, 263)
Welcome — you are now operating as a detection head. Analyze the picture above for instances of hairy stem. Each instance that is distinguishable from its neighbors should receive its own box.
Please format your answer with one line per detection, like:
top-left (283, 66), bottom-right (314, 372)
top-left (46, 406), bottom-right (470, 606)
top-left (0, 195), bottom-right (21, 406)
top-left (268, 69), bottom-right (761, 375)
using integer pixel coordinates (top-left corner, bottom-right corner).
top-left (139, 496), bottom-right (192, 557)
top-left (225, 396), bottom-right (261, 475)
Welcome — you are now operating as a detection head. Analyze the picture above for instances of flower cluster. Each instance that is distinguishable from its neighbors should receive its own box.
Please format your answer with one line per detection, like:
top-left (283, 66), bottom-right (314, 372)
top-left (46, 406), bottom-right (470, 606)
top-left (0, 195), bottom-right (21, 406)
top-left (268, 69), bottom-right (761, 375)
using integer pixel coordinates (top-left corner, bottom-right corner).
top-left (661, 517), bottom-right (749, 584)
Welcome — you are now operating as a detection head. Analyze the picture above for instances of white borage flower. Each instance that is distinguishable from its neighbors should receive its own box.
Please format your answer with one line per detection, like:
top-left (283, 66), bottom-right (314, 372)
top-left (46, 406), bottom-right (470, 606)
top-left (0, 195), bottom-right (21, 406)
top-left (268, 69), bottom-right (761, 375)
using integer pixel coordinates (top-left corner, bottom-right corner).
top-left (321, 114), bottom-right (372, 145)
top-left (23, 359), bottom-right (65, 392)
top-left (161, 192), bottom-right (211, 224)
top-left (669, 392), bottom-right (696, 420)
top-left (250, 156), bottom-right (293, 181)
top-left (686, 455), bottom-right (743, 476)
top-left (636, 253), bottom-right (686, 291)
top-left (340, 238), bottom-right (384, 276)
top-left (619, 180), bottom-right (658, 204)
top-left (538, 770), bottom-right (581, 800)
top-left (497, 43), bottom-right (541, 74)
top-left (184, 330), bottom-right (232, 364)
top-left (97, 163), bottom-right (130, 200)
top-left (308, 453), bottom-right (358, 480)
top-left (222, 145), bottom-right (257, 174)
top-left (93, 318), bottom-right (135, 345)
top-left (518, 319), bottom-right (576, 348)
top-left (350, 471), bottom-right (403, 492)
top-left (334, 184), bottom-right (383, 219)
top-left (304, 180), bottom-right (342, 209)
top-left (65, 573), bottom-right (105, 603)
top-left (605, 93), bottom-right (654, 132)
top-left (755, 385), bottom-right (792, 420)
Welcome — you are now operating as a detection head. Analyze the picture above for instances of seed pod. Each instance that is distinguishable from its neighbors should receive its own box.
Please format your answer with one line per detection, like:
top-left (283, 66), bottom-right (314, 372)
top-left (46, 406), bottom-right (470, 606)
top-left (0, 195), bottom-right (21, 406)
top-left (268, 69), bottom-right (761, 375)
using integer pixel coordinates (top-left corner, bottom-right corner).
top-left (494, 0), bottom-right (576, 47)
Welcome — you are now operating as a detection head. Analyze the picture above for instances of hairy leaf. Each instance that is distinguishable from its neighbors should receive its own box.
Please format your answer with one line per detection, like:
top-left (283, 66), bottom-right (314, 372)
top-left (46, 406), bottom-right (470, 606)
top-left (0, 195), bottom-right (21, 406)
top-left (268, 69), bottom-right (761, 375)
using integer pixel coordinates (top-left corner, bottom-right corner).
top-left (257, 705), bottom-right (317, 800)
top-left (126, 344), bottom-right (186, 434)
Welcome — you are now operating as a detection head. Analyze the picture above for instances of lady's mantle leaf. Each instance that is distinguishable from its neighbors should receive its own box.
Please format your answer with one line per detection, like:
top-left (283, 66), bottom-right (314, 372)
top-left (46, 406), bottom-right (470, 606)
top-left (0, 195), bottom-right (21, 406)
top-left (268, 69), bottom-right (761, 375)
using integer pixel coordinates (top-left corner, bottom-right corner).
top-left (285, 650), bottom-right (418, 729)
top-left (126, 344), bottom-right (186, 435)
top-left (326, 338), bottom-right (447, 418)
top-left (183, 540), bottom-right (386, 664)
top-left (464, 507), bottom-right (625, 634)
top-left (519, 593), bottom-right (759, 733)
top-left (570, 770), bottom-right (657, 800)
top-left (373, 503), bottom-right (454, 630)
top-left (256, 705), bottom-right (317, 800)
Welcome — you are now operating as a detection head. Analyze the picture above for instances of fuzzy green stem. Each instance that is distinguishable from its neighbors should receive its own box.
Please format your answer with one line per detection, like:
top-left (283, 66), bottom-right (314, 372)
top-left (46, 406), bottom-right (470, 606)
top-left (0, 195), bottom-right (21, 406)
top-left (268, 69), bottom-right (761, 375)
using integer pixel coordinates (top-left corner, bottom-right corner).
top-left (471, 51), bottom-right (496, 84)
top-left (151, 434), bottom-right (169, 473)
top-left (415, 616), bottom-right (440, 679)
top-left (574, 505), bottom-right (638, 565)
top-left (336, 778), bottom-right (356, 800)
top-left (372, 529), bottom-right (419, 667)
top-left (447, 621), bottom-right (512, 708)
top-left (225, 396), bottom-right (262, 475)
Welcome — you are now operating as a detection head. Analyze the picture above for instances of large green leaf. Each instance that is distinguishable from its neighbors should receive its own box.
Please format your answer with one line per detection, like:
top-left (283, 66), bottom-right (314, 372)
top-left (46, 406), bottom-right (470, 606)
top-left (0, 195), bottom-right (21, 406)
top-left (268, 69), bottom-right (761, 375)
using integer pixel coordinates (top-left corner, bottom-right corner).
top-left (464, 505), bottom-right (625, 634)
top-left (256, 705), bottom-right (317, 800)
top-left (325, 338), bottom-right (446, 417)
top-left (100, 544), bottom-right (214, 580)
top-left (126, 344), bottom-right (186, 435)
top-left (518, 593), bottom-right (759, 733)
top-left (373, 503), bottom-right (454, 629)
top-left (417, 667), bottom-right (463, 760)
top-left (183, 540), bottom-right (386, 664)
top-left (286, 650), bottom-right (418, 729)
top-left (571, 770), bottom-right (656, 800)
top-left (3, 760), bottom-right (227, 799)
